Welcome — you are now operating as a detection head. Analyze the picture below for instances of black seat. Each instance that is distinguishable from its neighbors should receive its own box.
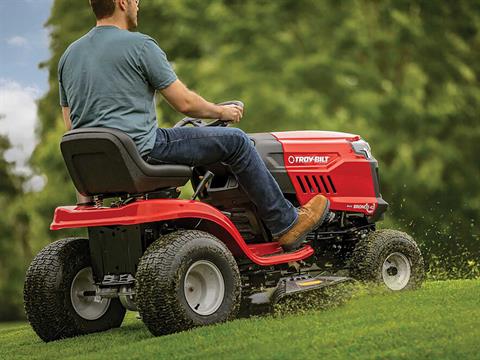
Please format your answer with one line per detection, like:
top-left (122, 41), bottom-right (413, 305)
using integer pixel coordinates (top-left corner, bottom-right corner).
top-left (61, 128), bottom-right (192, 197)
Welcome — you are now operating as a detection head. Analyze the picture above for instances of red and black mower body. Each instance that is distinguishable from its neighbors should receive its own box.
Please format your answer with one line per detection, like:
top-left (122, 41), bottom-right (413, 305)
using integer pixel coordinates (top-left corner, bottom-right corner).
top-left (26, 125), bottom-right (426, 342)
top-left (53, 128), bottom-right (387, 280)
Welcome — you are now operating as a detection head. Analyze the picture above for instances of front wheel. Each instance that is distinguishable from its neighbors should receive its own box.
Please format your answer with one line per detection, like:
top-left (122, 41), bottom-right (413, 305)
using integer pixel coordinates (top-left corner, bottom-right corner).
top-left (349, 229), bottom-right (425, 290)
top-left (24, 238), bottom-right (126, 342)
top-left (135, 230), bottom-right (241, 336)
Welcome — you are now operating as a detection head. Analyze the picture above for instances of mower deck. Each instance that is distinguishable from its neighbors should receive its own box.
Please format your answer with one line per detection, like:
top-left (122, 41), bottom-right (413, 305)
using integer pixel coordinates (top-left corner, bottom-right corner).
top-left (248, 274), bottom-right (352, 305)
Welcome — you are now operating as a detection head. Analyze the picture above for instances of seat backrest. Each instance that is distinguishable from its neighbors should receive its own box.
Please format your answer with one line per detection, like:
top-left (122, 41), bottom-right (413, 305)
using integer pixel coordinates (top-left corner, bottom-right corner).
top-left (61, 128), bottom-right (192, 197)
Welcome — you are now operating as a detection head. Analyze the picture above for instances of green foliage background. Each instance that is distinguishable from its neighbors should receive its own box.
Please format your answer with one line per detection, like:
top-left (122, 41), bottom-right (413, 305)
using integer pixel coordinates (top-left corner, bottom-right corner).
top-left (0, 0), bottom-right (479, 320)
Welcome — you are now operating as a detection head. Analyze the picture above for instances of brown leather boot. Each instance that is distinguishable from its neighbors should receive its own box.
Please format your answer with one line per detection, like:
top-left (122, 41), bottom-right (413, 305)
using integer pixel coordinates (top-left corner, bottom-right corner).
top-left (277, 194), bottom-right (330, 252)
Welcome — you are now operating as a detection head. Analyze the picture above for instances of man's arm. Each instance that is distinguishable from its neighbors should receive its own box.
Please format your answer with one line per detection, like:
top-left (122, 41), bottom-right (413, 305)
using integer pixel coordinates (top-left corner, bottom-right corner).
top-left (160, 80), bottom-right (243, 123)
top-left (62, 106), bottom-right (72, 130)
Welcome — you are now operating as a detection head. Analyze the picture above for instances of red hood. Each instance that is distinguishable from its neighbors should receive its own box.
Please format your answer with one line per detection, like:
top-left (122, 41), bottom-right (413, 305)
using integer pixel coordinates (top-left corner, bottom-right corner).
top-left (271, 131), bottom-right (361, 142)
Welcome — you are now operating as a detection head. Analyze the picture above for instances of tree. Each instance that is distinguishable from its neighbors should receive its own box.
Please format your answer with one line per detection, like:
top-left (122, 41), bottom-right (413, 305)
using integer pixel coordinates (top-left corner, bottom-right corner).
top-left (16, 0), bottom-right (480, 320)
top-left (0, 134), bottom-right (26, 320)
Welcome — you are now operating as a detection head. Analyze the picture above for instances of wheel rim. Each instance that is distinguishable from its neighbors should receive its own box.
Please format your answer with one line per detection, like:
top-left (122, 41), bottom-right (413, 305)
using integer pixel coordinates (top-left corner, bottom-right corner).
top-left (382, 252), bottom-right (412, 290)
top-left (184, 260), bottom-right (225, 316)
top-left (70, 267), bottom-right (110, 320)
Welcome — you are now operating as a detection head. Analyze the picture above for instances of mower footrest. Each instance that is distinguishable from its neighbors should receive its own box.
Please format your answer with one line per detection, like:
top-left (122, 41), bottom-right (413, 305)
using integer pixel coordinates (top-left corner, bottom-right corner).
top-left (246, 242), bottom-right (315, 265)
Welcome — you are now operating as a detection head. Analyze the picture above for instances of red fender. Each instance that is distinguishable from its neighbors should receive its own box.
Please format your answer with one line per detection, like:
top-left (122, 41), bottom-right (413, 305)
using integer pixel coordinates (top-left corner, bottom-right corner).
top-left (51, 199), bottom-right (313, 266)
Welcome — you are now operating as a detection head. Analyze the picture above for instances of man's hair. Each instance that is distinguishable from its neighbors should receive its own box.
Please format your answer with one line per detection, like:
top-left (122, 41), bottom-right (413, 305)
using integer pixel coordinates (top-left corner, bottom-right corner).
top-left (90, 0), bottom-right (116, 20)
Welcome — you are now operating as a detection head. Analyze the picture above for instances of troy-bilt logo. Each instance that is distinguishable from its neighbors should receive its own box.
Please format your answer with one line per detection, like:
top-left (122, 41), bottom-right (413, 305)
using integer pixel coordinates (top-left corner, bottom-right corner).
top-left (347, 203), bottom-right (376, 214)
top-left (287, 155), bottom-right (330, 165)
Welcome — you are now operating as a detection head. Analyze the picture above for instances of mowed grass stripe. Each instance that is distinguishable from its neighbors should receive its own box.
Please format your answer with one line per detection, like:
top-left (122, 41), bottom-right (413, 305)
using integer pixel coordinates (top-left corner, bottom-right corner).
top-left (0, 279), bottom-right (478, 360)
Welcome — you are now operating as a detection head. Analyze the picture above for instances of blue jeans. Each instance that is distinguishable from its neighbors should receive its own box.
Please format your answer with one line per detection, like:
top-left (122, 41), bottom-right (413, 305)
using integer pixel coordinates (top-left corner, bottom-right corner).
top-left (147, 127), bottom-right (298, 236)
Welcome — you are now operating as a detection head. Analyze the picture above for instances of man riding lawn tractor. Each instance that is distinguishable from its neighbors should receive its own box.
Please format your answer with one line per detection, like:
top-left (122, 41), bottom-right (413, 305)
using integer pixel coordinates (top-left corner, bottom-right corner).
top-left (23, 0), bottom-right (424, 341)
top-left (59, 0), bottom-right (330, 250)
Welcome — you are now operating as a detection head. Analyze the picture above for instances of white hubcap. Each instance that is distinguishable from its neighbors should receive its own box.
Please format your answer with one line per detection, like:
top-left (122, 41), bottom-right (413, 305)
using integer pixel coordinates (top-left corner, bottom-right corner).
top-left (70, 267), bottom-right (110, 320)
top-left (382, 252), bottom-right (412, 290)
top-left (184, 260), bottom-right (225, 315)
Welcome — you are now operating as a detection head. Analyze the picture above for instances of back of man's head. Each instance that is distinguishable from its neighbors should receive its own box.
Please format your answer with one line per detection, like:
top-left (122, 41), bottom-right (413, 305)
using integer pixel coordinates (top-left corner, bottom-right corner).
top-left (90, 0), bottom-right (116, 20)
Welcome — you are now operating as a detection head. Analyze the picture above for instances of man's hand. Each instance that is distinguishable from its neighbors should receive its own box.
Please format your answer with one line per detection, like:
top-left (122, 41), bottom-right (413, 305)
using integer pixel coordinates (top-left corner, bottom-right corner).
top-left (218, 104), bottom-right (243, 123)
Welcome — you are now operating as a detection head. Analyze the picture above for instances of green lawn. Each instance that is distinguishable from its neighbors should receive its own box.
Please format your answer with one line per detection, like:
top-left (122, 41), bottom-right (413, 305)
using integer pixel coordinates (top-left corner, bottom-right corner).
top-left (1, 279), bottom-right (479, 359)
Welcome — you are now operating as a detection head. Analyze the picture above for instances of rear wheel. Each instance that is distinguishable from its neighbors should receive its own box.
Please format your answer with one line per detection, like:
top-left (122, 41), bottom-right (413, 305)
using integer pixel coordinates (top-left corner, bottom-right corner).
top-left (135, 230), bottom-right (241, 336)
top-left (350, 229), bottom-right (425, 290)
top-left (24, 238), bottom-right (126, 342)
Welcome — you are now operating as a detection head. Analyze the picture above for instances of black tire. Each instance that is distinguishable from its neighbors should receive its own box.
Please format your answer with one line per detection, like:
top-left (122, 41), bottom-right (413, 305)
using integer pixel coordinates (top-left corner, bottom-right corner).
top-left (349, 229), bottom-right (425, 290)
top-left (24, 238), bottom-right (126, 342)
top-left (136, 230), bottom-right (241, 336)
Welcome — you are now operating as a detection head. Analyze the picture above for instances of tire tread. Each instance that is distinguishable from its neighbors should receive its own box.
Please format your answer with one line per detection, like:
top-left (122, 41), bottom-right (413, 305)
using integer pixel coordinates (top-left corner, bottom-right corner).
top-left (350, 229), bottom-right (425, 290)
top-left (136, 230), bottom-right (241, 336)
top-left (24, 237), bottom-right (125, 342)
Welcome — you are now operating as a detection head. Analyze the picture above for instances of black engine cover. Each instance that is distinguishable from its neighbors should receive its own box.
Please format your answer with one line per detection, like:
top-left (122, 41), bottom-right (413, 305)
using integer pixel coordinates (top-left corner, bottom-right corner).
top-left (249, 133), bottom-right (295, 193)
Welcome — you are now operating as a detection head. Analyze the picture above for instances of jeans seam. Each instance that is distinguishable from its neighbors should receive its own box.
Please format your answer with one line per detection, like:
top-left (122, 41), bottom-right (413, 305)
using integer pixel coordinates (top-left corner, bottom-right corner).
top-left (167, 133), bottom-right (238, 144)
top-left (147, 154), bottom-right (194, 167)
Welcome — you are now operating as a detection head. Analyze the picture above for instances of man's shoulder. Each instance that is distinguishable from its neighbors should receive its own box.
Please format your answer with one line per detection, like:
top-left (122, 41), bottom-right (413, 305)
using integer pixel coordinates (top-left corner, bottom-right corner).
top-left (112, 30), bottom-right (156, 45)
top-left (125, 31), bottom-right (160, 51)
top-left (59, 30), bottom-right (94, 64)
top-left (64, 29), bottom-right (154, 51)
top-left (59, 29), bottom-right (160, 68)
top-left (127, 31), bottom-right (153, 41)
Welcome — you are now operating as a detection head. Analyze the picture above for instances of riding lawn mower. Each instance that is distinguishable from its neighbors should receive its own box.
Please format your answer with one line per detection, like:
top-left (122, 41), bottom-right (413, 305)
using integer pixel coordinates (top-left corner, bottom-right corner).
top-left (24, 102), bottom-right (425, 341)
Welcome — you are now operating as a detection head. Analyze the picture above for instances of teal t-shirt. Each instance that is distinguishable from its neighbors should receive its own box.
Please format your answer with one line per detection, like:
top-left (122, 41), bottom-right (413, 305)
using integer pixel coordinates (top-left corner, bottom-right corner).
top-left (58, 26), bottom-right (177, 156)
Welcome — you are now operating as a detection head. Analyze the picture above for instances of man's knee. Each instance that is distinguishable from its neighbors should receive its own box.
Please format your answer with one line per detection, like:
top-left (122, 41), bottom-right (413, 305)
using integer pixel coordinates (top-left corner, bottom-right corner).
top-left (227, 128), bottom-right (251, 147)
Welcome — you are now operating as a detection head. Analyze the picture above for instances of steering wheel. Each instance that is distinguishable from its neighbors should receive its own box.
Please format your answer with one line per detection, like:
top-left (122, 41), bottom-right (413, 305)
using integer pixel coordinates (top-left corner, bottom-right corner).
top-left (173, 100), bottom-right (244, 128)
